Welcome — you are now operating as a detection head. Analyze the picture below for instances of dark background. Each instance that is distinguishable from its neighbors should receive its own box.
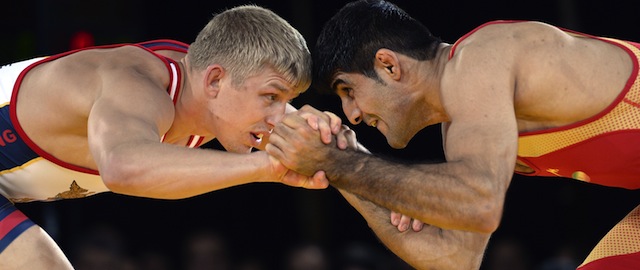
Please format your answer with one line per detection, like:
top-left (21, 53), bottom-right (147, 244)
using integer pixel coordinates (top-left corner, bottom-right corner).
top-left (3, 0), bottom-right (640, 269)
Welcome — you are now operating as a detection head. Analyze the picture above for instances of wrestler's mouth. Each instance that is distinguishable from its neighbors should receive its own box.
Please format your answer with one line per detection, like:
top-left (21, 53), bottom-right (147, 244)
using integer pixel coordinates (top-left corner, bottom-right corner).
top-left (251, 133), bottom-right (264, 144)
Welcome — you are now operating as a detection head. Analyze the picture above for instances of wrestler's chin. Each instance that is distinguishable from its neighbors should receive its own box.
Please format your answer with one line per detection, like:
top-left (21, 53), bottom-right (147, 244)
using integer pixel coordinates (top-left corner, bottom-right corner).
top-left (388, 142), bottom-right (408, 149)
top-left (221, 143), bottom-right (253, 154)
top-left (386, 137), bottom-right (409, 149)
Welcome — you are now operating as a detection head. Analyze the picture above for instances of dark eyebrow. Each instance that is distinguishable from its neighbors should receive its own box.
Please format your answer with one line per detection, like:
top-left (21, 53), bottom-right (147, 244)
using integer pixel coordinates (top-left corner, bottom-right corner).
top-left (331, 79), bottom-right (346, 91)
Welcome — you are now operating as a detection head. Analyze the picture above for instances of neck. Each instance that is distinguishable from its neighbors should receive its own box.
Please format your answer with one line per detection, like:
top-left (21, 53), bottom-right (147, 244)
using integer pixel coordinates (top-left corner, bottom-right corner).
top-left (168, 59), bottom-right (200, 138)
top-left (416, 43), bottom-right (451, 125)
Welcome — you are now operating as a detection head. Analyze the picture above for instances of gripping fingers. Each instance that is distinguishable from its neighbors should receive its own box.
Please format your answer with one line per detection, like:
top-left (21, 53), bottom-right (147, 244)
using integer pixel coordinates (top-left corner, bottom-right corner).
top-left (336, 126), bottom-right (356, 150)
top-left (303, 114), bottom-right (333, 145)
top-left (265, 131), bottom-right (289, 161)
top-left (391, 211), bottom-right (402, 226)
top-left (305, 114), bottom-right (320, 131)
top-left (323, 110), bottom-right (343, 135)
top-left (265, 142), bottom-right (284, 161)
top-left (298, 105), bottom-right (337, 144)
top-left (317, 117), bottom-right (333, 144)
top-left (412, 219), bottom-right (425, 232)
top-left (390, 211), bottom-right (414, 232)
top-left (281, 113), bottom-right (326, 148)
top-left (275, 116), bottom-right (303, 142)
top-left (282, 170), bottom-right (329, 189)
top-left (310, 171), bottom-right (330, 189)
top-left (398, 214), bottom-right (412, 232)
top-left (281, 113), bottom-right (307, 129)
top-left (314, 111), bottom-right (343, 144)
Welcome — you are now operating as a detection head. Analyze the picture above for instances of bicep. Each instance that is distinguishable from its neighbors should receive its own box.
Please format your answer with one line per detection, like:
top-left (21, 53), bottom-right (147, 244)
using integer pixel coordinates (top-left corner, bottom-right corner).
top-left (444, 118), bottom-right (518, 183)
top-left (441, 49), bottom-right (519, 183)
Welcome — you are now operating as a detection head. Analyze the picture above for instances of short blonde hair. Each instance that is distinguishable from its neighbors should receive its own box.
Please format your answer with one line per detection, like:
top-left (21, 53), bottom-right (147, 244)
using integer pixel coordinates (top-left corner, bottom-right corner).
top-left (188, 5), bottom-right (311, 92)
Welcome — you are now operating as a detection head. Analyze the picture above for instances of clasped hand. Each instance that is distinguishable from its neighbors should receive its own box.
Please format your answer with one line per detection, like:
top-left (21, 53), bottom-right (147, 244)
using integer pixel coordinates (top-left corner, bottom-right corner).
top-left (266, 105), bottom-right (355, 177)
top-left (267, 105), bottom-right (424, 233)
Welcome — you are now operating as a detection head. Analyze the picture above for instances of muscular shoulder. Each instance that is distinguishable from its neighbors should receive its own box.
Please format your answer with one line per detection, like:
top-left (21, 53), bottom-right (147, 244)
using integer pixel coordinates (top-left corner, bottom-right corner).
top-left (451, 21), bottom-right (572, 62)
top-left (438, 23), bottom-right (566, 119)
top-left (60, 46), bottom-right (172, 86)
top-left (33, 45), bottom-right (177, 121)
top-left (443, 21), bottom-right (575, 93)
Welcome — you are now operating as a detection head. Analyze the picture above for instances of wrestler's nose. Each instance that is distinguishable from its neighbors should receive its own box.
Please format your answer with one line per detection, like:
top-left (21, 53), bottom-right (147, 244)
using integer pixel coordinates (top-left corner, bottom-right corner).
top-left (342, 98), bottom-right (362, 125)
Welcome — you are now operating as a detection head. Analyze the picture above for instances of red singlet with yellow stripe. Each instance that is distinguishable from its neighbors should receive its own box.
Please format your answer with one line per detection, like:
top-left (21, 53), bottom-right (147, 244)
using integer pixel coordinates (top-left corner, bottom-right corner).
top-left (452, 21), bottom-right (640, 190)
top-left (452, 20), bottom-right (640, 269)
top-left (517, 32), bottom-right (640, 190)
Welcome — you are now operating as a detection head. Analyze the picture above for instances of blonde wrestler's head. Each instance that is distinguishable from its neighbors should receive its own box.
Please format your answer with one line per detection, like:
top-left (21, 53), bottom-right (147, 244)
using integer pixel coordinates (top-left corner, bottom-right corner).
top-left (186, 5), bottom-right (312, 153)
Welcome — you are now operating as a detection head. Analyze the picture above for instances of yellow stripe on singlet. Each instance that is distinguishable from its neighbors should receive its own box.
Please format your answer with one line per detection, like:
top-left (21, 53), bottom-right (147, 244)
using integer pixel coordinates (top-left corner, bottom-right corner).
top-left (0, 157), bottom-right (46, 176)
top-left (579, 206), bottom-right (640, 267)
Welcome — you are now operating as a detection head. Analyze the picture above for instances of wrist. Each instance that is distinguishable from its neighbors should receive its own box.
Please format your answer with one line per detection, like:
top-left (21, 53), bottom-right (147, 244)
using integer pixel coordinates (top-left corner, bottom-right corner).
top-left (250, 151), bottom-right (277, 183)
top-left (322, 147), bottom-right (350, 182)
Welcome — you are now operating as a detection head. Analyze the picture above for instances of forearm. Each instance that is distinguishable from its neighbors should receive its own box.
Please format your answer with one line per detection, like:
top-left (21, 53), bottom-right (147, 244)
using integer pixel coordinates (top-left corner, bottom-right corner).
top-left (98, 142), bottom-right (271, 199)
top-left (267, 112), bottom-right (506, 231)
top-left (325, 148), bottom-right (505, 233)
top-left (339, 189), bottom-right (489, 269)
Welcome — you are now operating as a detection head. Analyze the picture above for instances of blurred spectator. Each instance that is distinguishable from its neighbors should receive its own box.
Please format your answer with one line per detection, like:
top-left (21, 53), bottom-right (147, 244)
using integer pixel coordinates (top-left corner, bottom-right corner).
top-left (182, 229), bottom-right (232, 270)
top-left (283, 242), bottom-right (330, 270)
top-left (235, 257), bottom-right (269, 270)
top-left (68, 223), bottom-right (137, 270)
top-left (334, 242), bottom-right (388, 270)
top-left (483, 237), bottom-right (532, 270)
top-left (136, 248), bottom-right (174, 270)
top-left (537, 245), bottom-right (579, 270)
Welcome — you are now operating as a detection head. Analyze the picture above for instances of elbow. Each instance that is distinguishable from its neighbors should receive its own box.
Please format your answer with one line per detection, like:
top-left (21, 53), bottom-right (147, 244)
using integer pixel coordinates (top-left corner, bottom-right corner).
top-left (472, 200), bottom-right (503, 234)
top-left (474, 213), bottom-right (501, 234)
top-left (468, 172), bottom-right (508, 234)
top-left (393, 226), bottom-right (488, 270)
top-left (99, 152), bottom-right (184, 200)
top-left (99, 154), bottom-right (142, 196)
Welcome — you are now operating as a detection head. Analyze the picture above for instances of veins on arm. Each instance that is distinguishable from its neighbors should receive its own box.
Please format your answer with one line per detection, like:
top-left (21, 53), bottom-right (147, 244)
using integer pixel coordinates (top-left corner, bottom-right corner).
top-left (324, 149), bottom-right (506, 233)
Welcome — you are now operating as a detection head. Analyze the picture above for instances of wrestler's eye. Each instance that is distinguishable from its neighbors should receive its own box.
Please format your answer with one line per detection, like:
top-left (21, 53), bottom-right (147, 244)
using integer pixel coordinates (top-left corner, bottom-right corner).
top-left (340, 87), bottom-right (354, 98)
top-left (263, 93), bottom-right (278, 103)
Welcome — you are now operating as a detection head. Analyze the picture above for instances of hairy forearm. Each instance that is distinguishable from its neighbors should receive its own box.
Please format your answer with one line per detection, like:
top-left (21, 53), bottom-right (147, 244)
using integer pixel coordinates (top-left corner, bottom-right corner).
top-left (325, 148), bottom-right (504, 233)
top-left (99, 142), bottom-right (270, 199)
top-left (339, 189), bottom-right (489, 270)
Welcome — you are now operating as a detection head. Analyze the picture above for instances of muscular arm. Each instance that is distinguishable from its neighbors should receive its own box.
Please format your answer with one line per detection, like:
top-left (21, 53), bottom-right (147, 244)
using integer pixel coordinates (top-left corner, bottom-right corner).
top-left (89, 69), bottom-right (268, 198)
top-left (268, 109), bottom-right (493, 269)
top-left (297, 120), bottom-right (489, 269)
top-left (268, 115), bottom-right (516, 232)
top-left (87, 50), bottom-right (325, 199)
top-left (267, 42), bottom-right (519, 233)
top-left (339, 189), bottom-right (490, 269)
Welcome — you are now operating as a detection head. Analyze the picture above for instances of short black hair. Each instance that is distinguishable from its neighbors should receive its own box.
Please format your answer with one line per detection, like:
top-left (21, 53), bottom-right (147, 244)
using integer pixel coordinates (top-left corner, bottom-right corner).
top-left (313, 0), bottom-right (442, 94)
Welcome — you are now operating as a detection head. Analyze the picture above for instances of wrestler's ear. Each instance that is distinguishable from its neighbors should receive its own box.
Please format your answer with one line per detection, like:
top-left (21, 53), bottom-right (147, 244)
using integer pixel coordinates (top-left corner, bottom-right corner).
top-left (204, 64), bottom-right (225, 98)
top-left (375, 48), bottom-right (401, 81)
